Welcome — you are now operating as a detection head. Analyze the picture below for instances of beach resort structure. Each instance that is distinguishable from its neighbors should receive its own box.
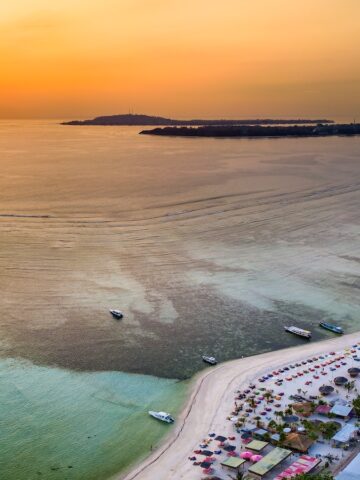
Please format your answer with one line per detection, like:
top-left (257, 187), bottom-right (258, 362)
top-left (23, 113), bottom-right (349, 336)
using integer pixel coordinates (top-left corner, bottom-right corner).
top-left (336, 452), bottom-right (360, 480)
top-left (122, 334), bottom-right (360, 480)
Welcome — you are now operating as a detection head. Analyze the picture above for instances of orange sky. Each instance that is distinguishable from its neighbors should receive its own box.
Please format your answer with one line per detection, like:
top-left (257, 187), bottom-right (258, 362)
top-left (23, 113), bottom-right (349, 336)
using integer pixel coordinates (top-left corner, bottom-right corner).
top-left (1, 0), bottom-right (359, 119)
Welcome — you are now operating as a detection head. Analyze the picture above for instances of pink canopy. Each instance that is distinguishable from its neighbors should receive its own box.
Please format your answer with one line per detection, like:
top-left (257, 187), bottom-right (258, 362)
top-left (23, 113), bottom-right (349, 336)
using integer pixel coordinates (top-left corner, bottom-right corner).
top-left (240, 451), bottom-right (253, 459)
top-left (251, 454), bottom-right (263, 462)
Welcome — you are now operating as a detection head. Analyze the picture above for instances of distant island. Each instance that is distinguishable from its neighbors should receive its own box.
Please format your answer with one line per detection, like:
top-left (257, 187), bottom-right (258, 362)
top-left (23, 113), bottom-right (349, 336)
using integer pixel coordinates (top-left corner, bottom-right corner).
top-left (140, 123), bottom-right (360, 138)
top-left (62, 113), bottom-right (333, 126)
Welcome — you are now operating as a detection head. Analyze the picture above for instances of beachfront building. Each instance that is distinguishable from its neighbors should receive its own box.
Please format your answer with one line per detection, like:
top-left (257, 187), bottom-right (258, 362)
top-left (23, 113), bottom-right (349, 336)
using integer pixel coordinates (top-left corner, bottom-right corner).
top-left (331, 424), bottom-right (358, 447)
top-left (335, 452), bottom-right (360, 480)
top-left (252, 428), bottom-right (268, 440)
top-left (220, 456), bottom-right (246, 473)
top-left (247, 447), bottom-right (292, 478)
top-left (315, 404), bottom-right (332, 416)
top-left (330, 403), bottom-right (354, 420)
top-left (247, 439), bottom-right (268, 452)
top-left (282, 432), bottom-right (315, 453)
top-left (274, 455), bottom-right (321, 480)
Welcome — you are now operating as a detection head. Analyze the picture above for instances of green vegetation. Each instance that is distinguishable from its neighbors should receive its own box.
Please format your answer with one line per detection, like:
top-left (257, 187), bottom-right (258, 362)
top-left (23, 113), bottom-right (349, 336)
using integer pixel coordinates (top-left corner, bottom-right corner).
top-left (352, 395), bottom-right (360, 416)
top-left (293, 472), bottom-right (334, 480)
top-left (318, 422), bottom-right (341, 440)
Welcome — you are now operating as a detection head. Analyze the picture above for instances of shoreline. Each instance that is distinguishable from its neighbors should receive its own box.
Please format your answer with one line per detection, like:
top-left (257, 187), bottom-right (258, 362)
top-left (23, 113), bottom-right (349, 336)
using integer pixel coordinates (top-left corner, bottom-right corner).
top-left (117, 332), bottom-right (360, 480)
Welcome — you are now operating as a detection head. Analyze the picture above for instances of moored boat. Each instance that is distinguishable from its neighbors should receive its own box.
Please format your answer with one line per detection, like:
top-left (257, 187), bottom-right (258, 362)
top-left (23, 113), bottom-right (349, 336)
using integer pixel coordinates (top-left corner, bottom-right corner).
top-left (284, 326), bottom-right (311, 339)
top-left (148, 411), bottom-right (174, 423)
top-left (202, 355), bottom-right (217, 365)
top-left (109, 309), bottom-right (123, 319)
top-left (319, 322), bottom-right (343, 334)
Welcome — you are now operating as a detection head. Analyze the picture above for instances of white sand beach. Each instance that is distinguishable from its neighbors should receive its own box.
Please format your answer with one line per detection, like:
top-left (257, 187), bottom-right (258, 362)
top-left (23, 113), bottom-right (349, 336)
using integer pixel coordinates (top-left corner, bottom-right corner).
top-left (120, 333), bottom-right (360, 480)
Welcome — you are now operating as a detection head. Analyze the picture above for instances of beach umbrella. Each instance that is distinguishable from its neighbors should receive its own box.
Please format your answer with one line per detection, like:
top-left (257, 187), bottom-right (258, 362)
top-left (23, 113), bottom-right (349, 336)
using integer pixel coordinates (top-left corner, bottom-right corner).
top-left (202, 467), bottom-right (213, 474)
top-left (227, 451), bottom-right (237, 457)
top-left (240, 451), bottom-right (253, 459)
top-left (250, 454), bottom-right (263, 462)
top-left (348, 367), bottom-right (360, 377)
top-left (334, 376), bottom-right (348, 386)
top-left (200, 461), bottom-right (212, 468)
top-left (224, 445), bottom-right (236, 452)
top-left (205, 456), bottom-right (216, 462)
top-left (319, 385), bottom-right (334, 395)
top-left (200, 450), bottom-right (214, 456)
top-left (215, 435), bottom-right (227, 442)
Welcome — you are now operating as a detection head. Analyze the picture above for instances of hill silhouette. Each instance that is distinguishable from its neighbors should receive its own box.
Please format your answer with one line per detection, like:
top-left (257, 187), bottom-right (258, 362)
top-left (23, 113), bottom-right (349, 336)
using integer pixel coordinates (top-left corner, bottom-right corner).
top-left (62, 114), bottom-right (333, 126)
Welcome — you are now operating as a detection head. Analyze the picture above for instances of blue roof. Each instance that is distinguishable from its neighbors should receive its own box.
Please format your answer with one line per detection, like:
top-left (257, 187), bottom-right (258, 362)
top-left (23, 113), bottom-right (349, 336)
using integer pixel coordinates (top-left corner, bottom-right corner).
top-left (332, 424), bottom-right (357, 443)
top-left (330, 404), bottom-right (353, 417)
top-left (336, 452), bottom-right (360, 480)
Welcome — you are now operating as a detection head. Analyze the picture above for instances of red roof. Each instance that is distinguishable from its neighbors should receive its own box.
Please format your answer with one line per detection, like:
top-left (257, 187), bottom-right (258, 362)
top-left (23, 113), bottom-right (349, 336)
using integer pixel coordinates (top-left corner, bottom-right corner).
top-left (315, 404), bottom-right (331, 415)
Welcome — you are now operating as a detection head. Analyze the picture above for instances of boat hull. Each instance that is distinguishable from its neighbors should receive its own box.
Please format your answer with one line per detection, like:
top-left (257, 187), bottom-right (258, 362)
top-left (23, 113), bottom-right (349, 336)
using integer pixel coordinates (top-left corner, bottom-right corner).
top-left (202, 356), bottom-right (217, 365)
top-left (319, 322), bottom-right (343, 334)
top-left (148, 411), bottom-right (174, 423)
top-left (284, 327), bottom-right (311, 339)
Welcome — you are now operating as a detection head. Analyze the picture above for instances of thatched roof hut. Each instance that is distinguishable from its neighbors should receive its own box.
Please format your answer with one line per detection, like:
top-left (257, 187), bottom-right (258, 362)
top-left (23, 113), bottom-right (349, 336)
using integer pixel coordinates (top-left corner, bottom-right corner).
top-left (282, 432), bottom-right (315, 453)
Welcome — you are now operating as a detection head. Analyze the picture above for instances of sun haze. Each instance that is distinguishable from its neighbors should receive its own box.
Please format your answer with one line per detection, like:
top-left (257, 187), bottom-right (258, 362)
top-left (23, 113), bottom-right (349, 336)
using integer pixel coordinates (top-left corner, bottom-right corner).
top-left (1, 0), bottom-right (359, 119)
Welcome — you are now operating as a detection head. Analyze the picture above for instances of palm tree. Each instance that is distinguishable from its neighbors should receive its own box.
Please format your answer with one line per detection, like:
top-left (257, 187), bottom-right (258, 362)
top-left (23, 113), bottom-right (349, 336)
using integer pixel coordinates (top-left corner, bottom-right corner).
top-left (264, 391), bottom-right (272, 402)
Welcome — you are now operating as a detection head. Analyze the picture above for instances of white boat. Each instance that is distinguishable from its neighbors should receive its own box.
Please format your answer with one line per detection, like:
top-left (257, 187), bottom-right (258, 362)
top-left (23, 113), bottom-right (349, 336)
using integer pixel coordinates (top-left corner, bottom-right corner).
top-left (109, 309), bottom-right (123, 319)
top-left (148, 411), bottom-right (174, 423)
top-left (284, 326), bottom-right (311, 339)
top-left (202, 355), bottom-right (217, 365)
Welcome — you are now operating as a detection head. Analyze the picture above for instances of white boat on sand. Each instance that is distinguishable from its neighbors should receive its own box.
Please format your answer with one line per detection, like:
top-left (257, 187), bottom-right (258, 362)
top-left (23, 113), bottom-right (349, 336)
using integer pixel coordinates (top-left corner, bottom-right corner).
top-left (109, 309), bottom-right (123, 319)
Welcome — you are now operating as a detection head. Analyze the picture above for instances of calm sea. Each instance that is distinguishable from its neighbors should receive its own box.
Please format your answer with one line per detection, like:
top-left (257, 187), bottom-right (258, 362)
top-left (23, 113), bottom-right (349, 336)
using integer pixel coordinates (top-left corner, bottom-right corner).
top-left (0, 120), bottom-right (359, 478)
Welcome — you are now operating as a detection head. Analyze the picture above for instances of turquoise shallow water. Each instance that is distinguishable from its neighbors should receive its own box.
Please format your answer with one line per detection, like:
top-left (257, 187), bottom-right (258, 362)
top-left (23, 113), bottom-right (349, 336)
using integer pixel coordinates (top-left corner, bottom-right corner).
top-left (0, 358), bottom-right (188, 480)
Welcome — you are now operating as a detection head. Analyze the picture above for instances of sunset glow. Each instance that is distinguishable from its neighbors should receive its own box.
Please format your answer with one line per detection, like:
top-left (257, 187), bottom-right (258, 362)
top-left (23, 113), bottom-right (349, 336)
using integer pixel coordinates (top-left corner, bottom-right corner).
top-left (1, 0), bottom-right (359, 118)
